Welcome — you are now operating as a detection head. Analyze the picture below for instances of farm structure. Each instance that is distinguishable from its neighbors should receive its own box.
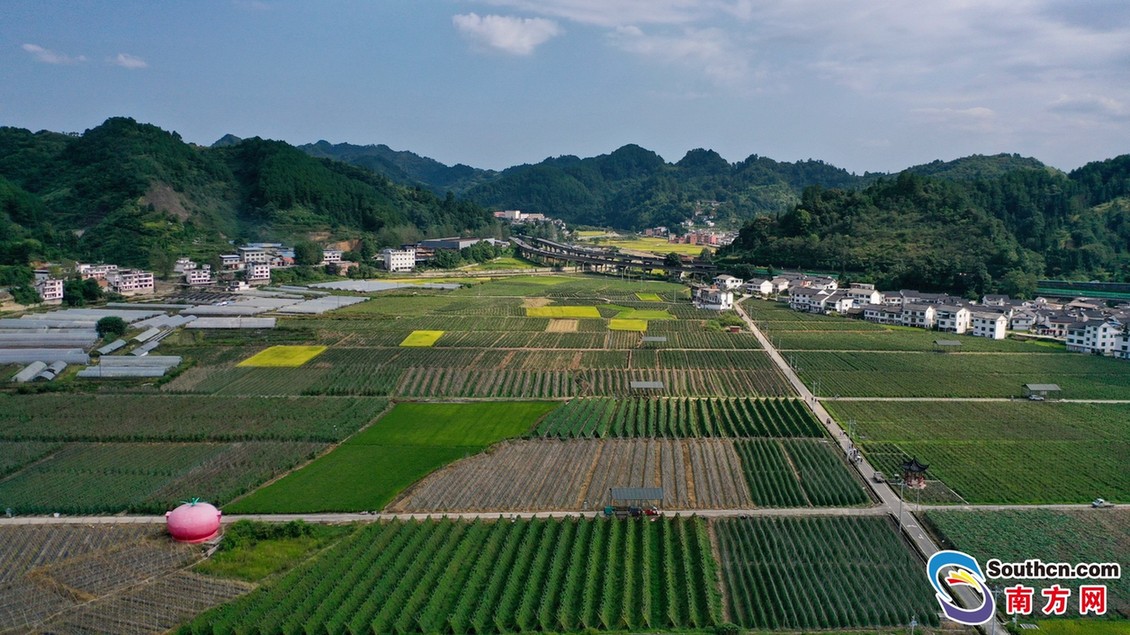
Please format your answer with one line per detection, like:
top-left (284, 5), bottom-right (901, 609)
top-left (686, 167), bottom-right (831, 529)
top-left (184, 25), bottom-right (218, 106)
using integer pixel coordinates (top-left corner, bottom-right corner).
top-left (0, 524), bottom-right (251, 634)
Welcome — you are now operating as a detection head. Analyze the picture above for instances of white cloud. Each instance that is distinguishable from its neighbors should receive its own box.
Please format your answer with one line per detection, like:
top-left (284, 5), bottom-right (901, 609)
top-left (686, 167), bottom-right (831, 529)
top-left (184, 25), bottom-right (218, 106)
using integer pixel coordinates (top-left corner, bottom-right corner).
top-left (1049, 93), bottom-right (1128, 119)
top-left (21, 43), bottom-right (85, 65)
top-left (478, 0), bottom-right (753, 27)
top-left (453, 13), bottom-right (561, 55)
top-left (611, 25), bottom-right (750, 85)
top-left (112, 53), bottom-right (148, 69)
top-left (910, 107), bottom-right (997, 132)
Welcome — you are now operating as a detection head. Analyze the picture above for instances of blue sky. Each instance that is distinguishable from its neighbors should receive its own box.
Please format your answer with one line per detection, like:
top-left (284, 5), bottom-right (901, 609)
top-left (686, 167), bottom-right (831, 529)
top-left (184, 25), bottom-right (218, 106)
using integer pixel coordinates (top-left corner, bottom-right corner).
top-left (3, 1), bottom-right (1129, 173)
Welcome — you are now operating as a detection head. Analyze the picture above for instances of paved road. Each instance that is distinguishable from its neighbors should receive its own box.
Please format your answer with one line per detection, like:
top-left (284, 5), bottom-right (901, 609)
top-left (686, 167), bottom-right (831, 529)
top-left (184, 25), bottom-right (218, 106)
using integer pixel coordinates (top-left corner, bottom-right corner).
top-left (734, 297), bottom-right (1007, 634)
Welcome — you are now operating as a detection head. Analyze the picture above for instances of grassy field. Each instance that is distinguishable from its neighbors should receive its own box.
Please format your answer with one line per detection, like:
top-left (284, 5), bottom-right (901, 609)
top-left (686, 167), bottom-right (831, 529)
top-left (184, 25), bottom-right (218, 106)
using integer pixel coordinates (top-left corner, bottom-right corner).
top-left (460, 255), bottom-right (541, 271)
top-left (237, 345), bottom-right (327, 367)
top-left (636, 292), bottom-right (663, 301)
top-left (226, 401), bottom-right (559, 513)
top-left (828, 401), bottom-right (1129, 503)
top-left (399, 330), bottom-right (444, 347)
top-left (924, 509), bottom-right (1129, 618)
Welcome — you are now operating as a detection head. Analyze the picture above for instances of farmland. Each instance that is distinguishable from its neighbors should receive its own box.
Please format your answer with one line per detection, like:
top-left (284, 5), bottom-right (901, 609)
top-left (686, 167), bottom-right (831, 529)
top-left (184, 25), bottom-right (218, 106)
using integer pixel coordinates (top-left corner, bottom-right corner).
top-left (227, 401), bottom-right (557, 513)
top-left (715, 516), bottom-right (939, 630)
top-left (533, 397), bottom-right (823, 438)
top-left (0, 395), bottom-right (388, 513)
top-left (0, 524), bottom-right (252, 634)
top-left (924, 509), bottom-right (1129, 617)
top-left (237, 345), bottom-right (327, 367)
top-left (399, 329), bottom-right (445, 347)
top-left (181, 517), bottom-right (723, 634)
top-left (828, 401), bottom-right (1130, 503)
top-left (390, 438), bottom-right (755, 512)
top-left (791, 351), bottom-right (1128, 398)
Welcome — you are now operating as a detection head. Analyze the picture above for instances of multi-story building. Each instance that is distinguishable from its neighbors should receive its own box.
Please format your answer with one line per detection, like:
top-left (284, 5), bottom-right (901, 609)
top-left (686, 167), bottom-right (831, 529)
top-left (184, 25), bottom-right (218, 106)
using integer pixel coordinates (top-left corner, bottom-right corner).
top-left (238, 247), bottom-right (269, 264)
top-left (695, 287), bottom-right (733, 311)
top-left (34, 278), bottom-right (64, 304)
top-left (713, 274), bottom-right (744, 291)
top-left (935, 306), bottom-right (972, 334)
top-left (1066, 319), bottom-right (1123, 355)
top-left (382, 248), bottom-right (416, 272)
top-left (863, 303), bottom-right (903, 325)
top-left (322, 249), bottom-right (343, 264)
top-left (76, 263), bottom-right (119, 280)
top-left (109, 269), bottom-right (155, 296)
top-left (174, 257), bottom-right (197, 273)
top-left (901, 302), bottom-right (937, 329)
top-left (247, 263), bottom-right (272, 285)
top-left (970, 312), bottom-right (1008, 339)
top-left (186, 267), bottom-right (213, 286)
top-left (844, 283), bottom-right (883, 307)
top-left (220, 254), bottom-right (243, 270)
top-left (743, 279), bottom-right (774, 297)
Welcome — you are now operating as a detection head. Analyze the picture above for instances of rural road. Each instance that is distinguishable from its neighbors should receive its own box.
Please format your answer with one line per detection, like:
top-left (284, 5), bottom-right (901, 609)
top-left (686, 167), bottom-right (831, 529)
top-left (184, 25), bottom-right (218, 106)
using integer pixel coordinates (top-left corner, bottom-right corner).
top-left (735, 296), bottom-right (1010, 634)
top-left (0, 503), bottom-right (1092, 526)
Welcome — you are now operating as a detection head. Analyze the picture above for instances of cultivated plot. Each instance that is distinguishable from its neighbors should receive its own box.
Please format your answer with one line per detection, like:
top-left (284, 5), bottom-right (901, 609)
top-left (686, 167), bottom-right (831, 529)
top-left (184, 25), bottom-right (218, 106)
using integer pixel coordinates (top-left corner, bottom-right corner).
top-left (227, 401), bottom-right (557, 513)
top-left (829, 401), bottom-right (1130, 503)
top-left (924, 509), bottom-right (1129, 618)
top-left (393, 438), bottom-right (760, 512)
top-left (237, 345), bottom-right (327, 367)
top-left (182, 517), bottom-right (722, 634)
top-left (714, 516), bottom-right (939, 630)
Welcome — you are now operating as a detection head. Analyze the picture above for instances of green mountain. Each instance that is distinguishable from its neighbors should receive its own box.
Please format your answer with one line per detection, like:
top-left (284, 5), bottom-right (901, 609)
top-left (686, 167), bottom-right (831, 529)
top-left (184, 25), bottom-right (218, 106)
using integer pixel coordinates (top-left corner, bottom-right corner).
top-left (297, 140), bottom-right (495, 195)
top-left (904, 153), bottom-right (1053, 180)
top-left (720, 158), bottom-right (1130, 294)
top-left (0, 118), bottom-right (497, 270)
top-left (460, 145), bottom-right (862, 230)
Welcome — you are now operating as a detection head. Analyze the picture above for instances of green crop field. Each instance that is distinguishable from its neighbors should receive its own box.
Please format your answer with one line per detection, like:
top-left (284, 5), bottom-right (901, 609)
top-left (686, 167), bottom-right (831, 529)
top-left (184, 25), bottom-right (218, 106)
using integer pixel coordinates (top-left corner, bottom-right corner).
top-left (534, 397), bottom-right (823, 438)
top-left (774, 329), bottom-right (1064, 352)
top-left (226, 401), bottom-right (558, 513)
top-left (792, 351), bottom-right (1129, 398)
top-left (733, 439), bottom-right (870, 506)
top-left (715, 516), bottom-right (939, 630)
top-left (0, 441), bottom-right (325, 514)
top-left (0, 395), bottom-right (391, 514)
top-left (828, 401), bottom-right (1130, 503)
top-left (924, 509), bottom-right (1129, 618)
top-left (0, 394), bottom-right (388, 441)
top-left (181, 516), bottom-right (722, 634)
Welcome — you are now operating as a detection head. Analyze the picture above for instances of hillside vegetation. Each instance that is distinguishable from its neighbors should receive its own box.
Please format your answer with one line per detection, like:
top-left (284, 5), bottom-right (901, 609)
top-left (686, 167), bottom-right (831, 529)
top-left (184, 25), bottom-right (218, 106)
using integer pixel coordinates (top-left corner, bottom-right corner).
top-left (0, 118), bottom-right (496, 270)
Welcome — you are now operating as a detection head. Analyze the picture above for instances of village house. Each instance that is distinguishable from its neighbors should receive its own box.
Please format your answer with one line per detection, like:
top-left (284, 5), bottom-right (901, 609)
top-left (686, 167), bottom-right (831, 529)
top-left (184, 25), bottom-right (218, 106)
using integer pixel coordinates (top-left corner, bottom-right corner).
top-left (970, 312), bottom-right (1008, 339)
top-left (185, 265), bottom-right (213, 286)
top-left (743, 278), bottom-right (774, 297)
top-left (934, 305), bottom-right (972, 334)
top-left (695, 286), bottom-right (733, 311)
top-left (34, 278), bottom-right (64, 304)
top-left (108, 269), bottom-right (155, 296)
top-left (713, 274), bottom-right (744, 291)
top-left (1066, 319), bottom-right (1124, 355)
top-left (246, 262), bottom-right (271, 285)
top-left (900, 302), bottom-right (937, 329)
top-left (382, 247), bottom-right (417, 272)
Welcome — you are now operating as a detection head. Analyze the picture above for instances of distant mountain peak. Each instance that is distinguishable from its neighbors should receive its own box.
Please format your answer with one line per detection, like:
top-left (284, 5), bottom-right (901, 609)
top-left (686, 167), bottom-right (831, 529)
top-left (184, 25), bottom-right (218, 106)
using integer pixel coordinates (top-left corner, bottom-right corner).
top-left (211, 134), bottom-right (243, 148)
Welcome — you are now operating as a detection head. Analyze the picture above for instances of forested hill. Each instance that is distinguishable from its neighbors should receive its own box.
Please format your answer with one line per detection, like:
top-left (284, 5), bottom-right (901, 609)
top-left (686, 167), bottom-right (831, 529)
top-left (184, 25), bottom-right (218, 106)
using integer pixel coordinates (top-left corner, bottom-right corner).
top-left (462, 145), bottom-right (863, 230)
top-left (719, 157), bottom-right (1130, 295)
top-left (0, 118), bottom-right (496, 271)
top-left (297, 140), bottom-right (496, 195)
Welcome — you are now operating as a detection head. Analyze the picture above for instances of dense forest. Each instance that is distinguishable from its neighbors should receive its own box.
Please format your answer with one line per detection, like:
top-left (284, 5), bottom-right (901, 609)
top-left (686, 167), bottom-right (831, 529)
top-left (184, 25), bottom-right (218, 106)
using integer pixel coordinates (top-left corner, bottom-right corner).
top-left (719, 158), bottom-right (1130, 295)
top-left (0, 118), bottom-right (497, 271)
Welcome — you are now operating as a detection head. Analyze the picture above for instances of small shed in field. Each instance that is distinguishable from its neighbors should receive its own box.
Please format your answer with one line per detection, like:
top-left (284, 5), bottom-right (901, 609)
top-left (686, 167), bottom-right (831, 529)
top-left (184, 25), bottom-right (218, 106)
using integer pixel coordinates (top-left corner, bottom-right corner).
top-left (1023, 383), bottom-right (1061, 399)
top-left (933, 339), bottom-right (962, 352)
